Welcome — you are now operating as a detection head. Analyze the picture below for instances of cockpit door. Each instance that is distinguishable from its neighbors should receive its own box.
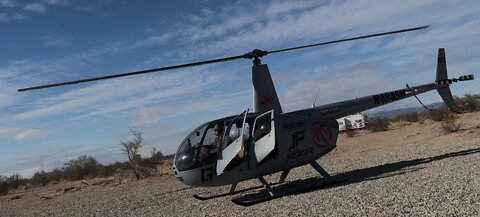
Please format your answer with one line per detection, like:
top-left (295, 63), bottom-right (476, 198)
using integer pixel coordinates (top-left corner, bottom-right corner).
top-left (216, 109), bottom-right (249, 175)
top-left (249, 110), bottom-right (275, 169)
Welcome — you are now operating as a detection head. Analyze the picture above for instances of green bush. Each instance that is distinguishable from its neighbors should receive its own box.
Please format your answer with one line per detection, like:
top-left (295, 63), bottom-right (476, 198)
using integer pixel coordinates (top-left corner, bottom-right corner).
top-left (366, 117), bottom-right (390, 132)
top-left (62, 155), bottom-right (102, 181)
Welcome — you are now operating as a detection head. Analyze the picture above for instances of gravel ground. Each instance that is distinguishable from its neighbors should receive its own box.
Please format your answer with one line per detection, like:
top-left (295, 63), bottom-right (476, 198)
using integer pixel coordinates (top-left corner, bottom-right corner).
top-left (2, 112), bottom-right (480, 216)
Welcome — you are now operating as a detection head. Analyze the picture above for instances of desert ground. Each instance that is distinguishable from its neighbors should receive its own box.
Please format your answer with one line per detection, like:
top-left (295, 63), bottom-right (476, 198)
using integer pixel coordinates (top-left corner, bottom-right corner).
top-left (1, 111), bottom-right (480, 216)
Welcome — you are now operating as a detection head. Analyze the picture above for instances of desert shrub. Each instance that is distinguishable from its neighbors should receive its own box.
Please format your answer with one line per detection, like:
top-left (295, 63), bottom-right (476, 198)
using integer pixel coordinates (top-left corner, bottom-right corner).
top-left (366, 117), bottom-right (390, 132)
top-left (121, 129), bottom-right (145, 180)
top-left (345, 129), bottom-right (358, 137)
top-left (121, 129), bottom-right (166, 180)
top-left (8, 173), bottom-right (23, 189)
top-left (96, 163), bottom-right (121, 178)
top-left (441, 111), bottom-right (461, 133)
top-left (425, 108), bottom-right (452, 121)
top-left (393, 112), bottom-right (421, 123)
top-left (0, 174), bottom-right (22, 195)
top-left (149, 148), bottom-right (164, 164)
top-left (455, 93), bottom-right (480, 112)
top-left (163, 154), bottom-right (175, 160)
top-left (0, 176), bottom-right (8, 195)
top-left (49, 168), bottom-right (64, 181)
top-left (63, 155), bottom-right (101, 180)
top-left (139, 148), bottom-right (165, 177)
top-left (31, 171), bottom-right (50, 186)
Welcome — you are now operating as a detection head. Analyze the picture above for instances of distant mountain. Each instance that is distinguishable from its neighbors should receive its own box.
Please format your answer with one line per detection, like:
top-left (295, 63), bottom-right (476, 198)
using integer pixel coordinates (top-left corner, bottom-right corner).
top-left (370, 102), bottom-right (445, 118)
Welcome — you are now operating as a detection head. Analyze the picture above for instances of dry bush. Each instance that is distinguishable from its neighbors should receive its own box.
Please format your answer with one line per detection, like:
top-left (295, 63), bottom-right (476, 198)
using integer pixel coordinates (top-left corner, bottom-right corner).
top-left (0, 177), bottom-right (7, 195)
top-left (121, 129), bottom-right (163, 180)
top-left (455, 93), bottom-right (480, 112)
top-left (0, 174), bottom-right (22, 195)
top-left (97, 162), bottom-right (123, 178)
top-left (441, 112), bottom-right (461, 133)
top-left (366, 117), bottom-right (390, 132)
top-left (31, 171), bottom-right (50, 186)
top-left (122, 129), bottom-right (144, 180)
top-left (425, 108), bottom-right (452, 121)
top-left (62, 155), bottom-right (102, 181)
top-left (140, 148), bottom-right (164, 176)
top-left (393, 112), bottom-right (422, 123)
top-left (345, 129), bottom-right (358, 137)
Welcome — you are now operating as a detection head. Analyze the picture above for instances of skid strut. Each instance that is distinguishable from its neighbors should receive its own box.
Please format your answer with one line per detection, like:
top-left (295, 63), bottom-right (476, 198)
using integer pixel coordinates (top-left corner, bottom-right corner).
top-left (309, 161), bottom-right (332, 183)
top-left (258, 176), bottom-right (276, 197)
top-left (279, 169), bottom-right (290, 183)
top-left (229, 183), bottom-right (238, 195)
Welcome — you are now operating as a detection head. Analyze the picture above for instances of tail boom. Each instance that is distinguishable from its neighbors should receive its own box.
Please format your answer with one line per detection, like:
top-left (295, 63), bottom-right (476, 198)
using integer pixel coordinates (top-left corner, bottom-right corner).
top-left (293, 48), bottom-right (474, 118)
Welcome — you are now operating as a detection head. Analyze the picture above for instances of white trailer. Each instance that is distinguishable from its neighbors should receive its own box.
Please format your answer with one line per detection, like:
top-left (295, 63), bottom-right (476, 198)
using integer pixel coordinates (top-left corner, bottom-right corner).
top-left (337, 113), bottom-right (366, 131)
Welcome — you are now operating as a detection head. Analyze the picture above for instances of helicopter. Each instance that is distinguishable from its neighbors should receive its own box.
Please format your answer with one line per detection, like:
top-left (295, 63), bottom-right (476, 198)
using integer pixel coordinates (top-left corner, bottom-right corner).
top-left (19, 25), bottom-right (474, 203)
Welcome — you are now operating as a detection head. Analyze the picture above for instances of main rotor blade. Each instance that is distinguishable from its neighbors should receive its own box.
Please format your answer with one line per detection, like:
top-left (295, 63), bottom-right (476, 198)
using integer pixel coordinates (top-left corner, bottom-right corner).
top-left (18, 54), bottom-right (244, 92)
top-left (18, 25), bottom-right (428, 92)
top-left (267, 25), bottom-right (429, 55)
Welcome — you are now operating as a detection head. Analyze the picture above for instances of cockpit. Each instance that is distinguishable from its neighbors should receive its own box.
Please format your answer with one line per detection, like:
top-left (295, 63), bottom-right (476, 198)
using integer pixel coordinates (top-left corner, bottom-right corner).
top-left (174, 111), bottom-right (260, 172)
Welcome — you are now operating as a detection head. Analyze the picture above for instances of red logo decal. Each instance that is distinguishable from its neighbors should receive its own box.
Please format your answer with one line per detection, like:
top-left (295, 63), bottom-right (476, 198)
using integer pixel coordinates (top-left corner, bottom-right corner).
top-left (260, 93), bottom-right (275, 105)
top-left (311, 121), bottom-right (332, 148)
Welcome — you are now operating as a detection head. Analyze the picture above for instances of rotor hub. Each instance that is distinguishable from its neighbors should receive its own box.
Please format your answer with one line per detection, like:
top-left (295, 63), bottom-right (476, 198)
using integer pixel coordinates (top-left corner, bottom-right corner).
top-left (243, 49), bottom-right (267, 65)
top-left (243, 49), bottom-right (268, 59)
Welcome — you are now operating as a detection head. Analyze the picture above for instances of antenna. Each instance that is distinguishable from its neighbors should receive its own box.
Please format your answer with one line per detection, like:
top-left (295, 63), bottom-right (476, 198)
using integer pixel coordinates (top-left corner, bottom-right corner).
top-left (406, 83), bottom-right (430, 111)
top-left (313, 88), bottom-right (321, 107)
top-left (353, 82), bottom-right (358, 100)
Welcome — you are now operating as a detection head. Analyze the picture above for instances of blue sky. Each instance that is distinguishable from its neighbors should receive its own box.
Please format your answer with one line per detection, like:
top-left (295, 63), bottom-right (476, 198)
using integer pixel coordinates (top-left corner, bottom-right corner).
top-left (1, 0), bottom-right (479, 177)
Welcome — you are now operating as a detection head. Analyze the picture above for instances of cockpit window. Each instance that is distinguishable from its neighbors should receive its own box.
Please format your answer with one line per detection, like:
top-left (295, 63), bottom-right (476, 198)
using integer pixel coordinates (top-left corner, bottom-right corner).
top-left (175, 121), bottom-right (226, 171)
top-left (174, 113), bottom-right (256, 172)
top-left (253, 115), bottom-right (271, 142)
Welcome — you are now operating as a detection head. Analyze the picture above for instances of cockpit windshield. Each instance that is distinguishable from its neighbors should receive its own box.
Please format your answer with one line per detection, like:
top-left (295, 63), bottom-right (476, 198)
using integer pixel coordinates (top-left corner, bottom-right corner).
top-left (175, 121), bottom-right (226, 171)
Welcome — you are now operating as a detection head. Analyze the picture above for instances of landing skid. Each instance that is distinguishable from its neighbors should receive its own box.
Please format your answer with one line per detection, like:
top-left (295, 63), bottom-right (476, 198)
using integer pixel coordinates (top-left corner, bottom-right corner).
top-left (193, 174), bottom-right (292, 201)
top-left (232, 178), bottom-right (347, 207)
top-left (193, 184), bottom-right (266, 201)
top-left (193, 192), bottom-right (231, 201)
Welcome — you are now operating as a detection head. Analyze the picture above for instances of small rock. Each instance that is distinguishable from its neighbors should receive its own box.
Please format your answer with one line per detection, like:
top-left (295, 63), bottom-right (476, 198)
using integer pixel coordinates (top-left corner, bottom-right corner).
top-left (10, 195), bottom-right (22, 200)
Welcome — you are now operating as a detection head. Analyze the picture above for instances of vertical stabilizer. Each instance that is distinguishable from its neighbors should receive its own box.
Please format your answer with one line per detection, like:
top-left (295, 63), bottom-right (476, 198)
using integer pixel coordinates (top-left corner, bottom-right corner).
top-left (435, 48), bottom-right (456, 111)
top-left (252, 64), bottom-right (283, 113)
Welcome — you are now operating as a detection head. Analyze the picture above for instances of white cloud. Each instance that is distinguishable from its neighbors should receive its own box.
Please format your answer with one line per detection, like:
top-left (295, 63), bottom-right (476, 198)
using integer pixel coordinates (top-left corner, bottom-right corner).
top-left (0, 0), bottom-right (17, 7)
top-left (174, 0), bottom-right (440, 58)
top-left (43, 35), bottom-right (72, 47)
top-left (45, 0), bottom-right (69, 5)
top-left (0, 13), bottom-right (26, 22)
top-left (75, 0), bottom-right (111, 12)
top-left (108, 33), bottom-right (171, 52)
top-left (14, 129), bottom-right (51, 140)
top-left (23, 3), bottom-right (47, 13)
top-left (0, 127), bottom-right (17, 138)
top-left (283, 62), bottom-right (390, 111)
top-left (0, 128), bottom-right (51, 141)
top-left (11, 63), bottom-right (240, 121)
